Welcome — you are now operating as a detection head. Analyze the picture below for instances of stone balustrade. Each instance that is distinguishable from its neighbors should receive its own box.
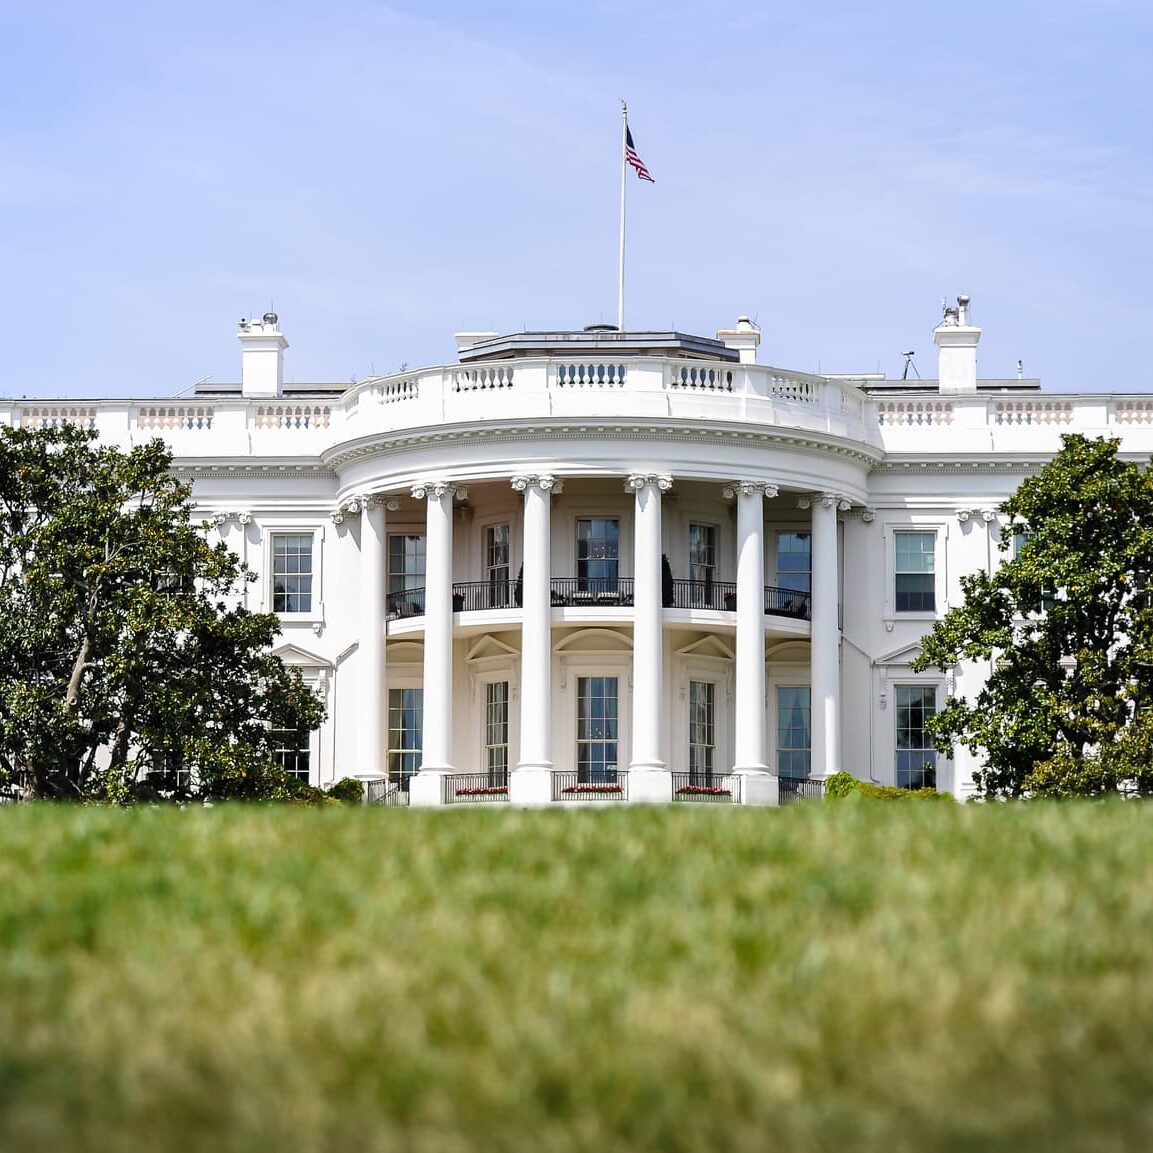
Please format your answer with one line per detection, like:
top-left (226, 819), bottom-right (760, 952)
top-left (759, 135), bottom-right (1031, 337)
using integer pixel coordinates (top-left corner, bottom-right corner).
top-left (5, 365), bottom-right (1152, 460)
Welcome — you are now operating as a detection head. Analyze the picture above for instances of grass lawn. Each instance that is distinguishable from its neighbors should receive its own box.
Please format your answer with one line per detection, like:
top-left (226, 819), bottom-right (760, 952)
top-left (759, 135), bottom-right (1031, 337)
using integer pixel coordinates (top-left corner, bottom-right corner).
top-left (1, 802), bottom-right (1153, 1152)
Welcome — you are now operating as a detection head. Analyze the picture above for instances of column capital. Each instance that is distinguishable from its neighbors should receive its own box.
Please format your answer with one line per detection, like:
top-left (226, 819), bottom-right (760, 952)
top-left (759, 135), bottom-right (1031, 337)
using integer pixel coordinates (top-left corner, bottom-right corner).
top-left (722, 481), bottom-right (778, 500)
top-left (511, 473), bottom-right (562, 494)
top-left (625, 473), bottom-right (673, 493)
top-left (412, 481), bottom-right (466, 502)
top-left (798, 492), bottom-right (850, 512)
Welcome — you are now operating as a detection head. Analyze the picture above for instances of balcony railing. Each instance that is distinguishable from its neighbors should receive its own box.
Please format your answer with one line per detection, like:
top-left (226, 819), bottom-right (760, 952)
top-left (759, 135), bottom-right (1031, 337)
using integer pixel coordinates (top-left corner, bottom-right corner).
top-left (552, 770), bottom-right (629, 801)
top-left (364, 776), bottom-right (411, 806)
top-left (451, 580), bottom-right (519, 612)
top-left (387, 587), bottom-right (425, 619)
top-left (764, 587), bottom-right (811, 619)
top-left (443, 771), bottom-right (510, 804)
top-left (549, 577), bottom-right (634, 607)
top-left (388, 578), bottom-right (811, 621)
top-left (777, 776), bottom-right (825, 805)
top-left (671, 772), bottom-right (741, 803)
top-left (669, 578), bottom-right (737, 610)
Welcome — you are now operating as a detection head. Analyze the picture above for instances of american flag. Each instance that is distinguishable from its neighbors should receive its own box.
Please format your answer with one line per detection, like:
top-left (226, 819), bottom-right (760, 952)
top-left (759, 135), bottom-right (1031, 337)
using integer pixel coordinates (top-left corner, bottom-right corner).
top-left (625, 127), bottom-right (655, 183)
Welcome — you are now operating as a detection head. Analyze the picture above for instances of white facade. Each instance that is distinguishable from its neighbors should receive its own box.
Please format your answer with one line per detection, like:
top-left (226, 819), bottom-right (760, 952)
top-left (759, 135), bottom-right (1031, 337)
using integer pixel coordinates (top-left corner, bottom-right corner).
top-left (10, 302), bottom-right (1150, 804)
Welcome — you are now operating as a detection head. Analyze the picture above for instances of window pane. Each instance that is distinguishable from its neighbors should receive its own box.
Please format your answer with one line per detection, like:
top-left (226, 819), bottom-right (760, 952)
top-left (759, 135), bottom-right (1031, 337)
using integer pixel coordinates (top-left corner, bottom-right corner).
top-left (577, 676), bottom-right (619, 782)
top-left (777, 532), bottom-right (812, 595)
top-left (776, 686), bottom-right (812, 778)
top-left (388, 534), bottom-right (426, 593)
top-left (688, 680), bottom-right (715, 781)
top-left (895, 685), bottom-right (937, 789)
top-left (388, 688), bottom-right (423, 789)
top-left (577, 519), bottom-right (620, 590)
top-left (272, 534), bottom-right (313, 613)
top-left (895, 532), bottom-right (935, 574)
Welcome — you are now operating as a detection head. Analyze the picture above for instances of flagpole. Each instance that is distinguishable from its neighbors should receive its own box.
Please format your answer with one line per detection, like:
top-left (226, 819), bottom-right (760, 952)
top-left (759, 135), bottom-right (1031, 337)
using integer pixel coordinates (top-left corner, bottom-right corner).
top-left (618, 99), bottom-right (627, 333)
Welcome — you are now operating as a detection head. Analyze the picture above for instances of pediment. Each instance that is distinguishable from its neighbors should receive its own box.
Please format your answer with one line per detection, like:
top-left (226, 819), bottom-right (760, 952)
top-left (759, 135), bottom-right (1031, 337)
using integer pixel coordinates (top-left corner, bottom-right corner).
top-left (554, 628), bottom-right (633, 654)
top-left (466, 635), bottom-right (520, 663)
top-left (874, 641), bottom-right (926, 667)
top-left (765, 640), bottom-right (809, 663)
top-left (676, 635), bottom-right (734, 661)
top-left (388, 641), bottom-right (425, 664)
top-left (272, 642), bottom-right (333, 669)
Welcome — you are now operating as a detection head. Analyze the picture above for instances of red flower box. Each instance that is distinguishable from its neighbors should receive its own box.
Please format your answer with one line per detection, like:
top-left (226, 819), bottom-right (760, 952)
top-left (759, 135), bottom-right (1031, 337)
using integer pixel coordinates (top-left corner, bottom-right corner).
top-left (562, 783), bottom-right (624, 795)
top-left (676, 785), bottom-right (731, 796)
top-left (456, 786), bottom-right (508, 796)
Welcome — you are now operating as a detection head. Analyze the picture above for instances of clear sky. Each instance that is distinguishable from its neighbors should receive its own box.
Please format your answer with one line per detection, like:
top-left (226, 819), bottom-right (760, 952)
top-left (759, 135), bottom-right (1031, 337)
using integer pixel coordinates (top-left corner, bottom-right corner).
top-left (1, 0), bottom-right (1150, 397)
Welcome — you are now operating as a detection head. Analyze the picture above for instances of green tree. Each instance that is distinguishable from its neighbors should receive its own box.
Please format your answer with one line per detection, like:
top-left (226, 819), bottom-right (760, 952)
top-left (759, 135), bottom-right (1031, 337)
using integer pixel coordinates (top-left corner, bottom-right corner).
top-left (0, 424), bottom-right (324, 801)
top-left (912, 434), bottom-right (1153, 798)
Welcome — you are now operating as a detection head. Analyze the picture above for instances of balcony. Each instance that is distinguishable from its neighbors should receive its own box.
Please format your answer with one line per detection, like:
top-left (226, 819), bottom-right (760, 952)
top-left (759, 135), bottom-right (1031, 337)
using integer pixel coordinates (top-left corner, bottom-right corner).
top-left (671, 772), bottom-right (741, 803)
top-left (387, 579), bottom-right (812, 621)
top-left (552, 770), bottom-right (628, 801)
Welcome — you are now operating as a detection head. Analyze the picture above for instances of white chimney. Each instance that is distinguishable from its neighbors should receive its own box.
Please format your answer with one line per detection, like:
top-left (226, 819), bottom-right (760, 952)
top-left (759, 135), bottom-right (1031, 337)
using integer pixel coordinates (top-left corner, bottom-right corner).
top-left (238, 312), bottom-right (288, 397)
top-left (454, 332), bottom-right (500, 355)
top-left (715, 315), bottom-right (761, 364)
top-left (933, 295), bottom-right (980, 393)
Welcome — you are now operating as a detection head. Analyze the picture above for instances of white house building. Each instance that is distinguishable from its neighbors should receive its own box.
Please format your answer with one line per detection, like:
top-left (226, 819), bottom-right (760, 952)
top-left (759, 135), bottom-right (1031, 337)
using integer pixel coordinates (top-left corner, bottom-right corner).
top-left (9, 297), bottom-right (1145, 804)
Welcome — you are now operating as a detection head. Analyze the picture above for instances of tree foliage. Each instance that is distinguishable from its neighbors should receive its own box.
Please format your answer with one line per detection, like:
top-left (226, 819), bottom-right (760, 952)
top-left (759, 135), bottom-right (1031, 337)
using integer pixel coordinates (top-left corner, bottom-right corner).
top-left (913, 434), bottom-right (1153, 797)
top-left (0, 425), bottom-right (324, 801)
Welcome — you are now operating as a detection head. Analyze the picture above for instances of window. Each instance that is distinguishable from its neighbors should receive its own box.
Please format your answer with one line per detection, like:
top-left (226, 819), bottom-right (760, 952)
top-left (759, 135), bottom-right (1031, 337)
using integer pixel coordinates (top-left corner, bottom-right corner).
top-left (895, 532), bottom-right (936, 612)
top-left (776, 531), bottom-right (812, 596)
top-left (576, 676), bottom-right (618, 783)
top-left (777, 686), bottom-right (812, 778)
top-left (388, 533), bottom-right (426, 616)
top-left (388, 688), bottom-right (423, 790)
top-left (895, 685), bottom-right (937, 790)
top-left (272, 534), bottom-right (313, 613)
top-left (576, 518), bottom-right (619, 593)
top-left (486, 523), bottom-right (511, 608)
top-left (688, 680), bottom-right (715, 782)
top-left (688, 524), bottom-right (717, 603)
top-left (484, 681), bottom-right (509, 783)
top-left (271, 728), bottom-right (310, 783)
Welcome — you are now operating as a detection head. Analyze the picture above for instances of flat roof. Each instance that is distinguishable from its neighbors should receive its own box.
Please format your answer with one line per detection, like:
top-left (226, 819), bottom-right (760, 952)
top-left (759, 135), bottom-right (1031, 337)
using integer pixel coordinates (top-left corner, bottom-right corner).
top-left (458, 328), bottom-right (739, 363)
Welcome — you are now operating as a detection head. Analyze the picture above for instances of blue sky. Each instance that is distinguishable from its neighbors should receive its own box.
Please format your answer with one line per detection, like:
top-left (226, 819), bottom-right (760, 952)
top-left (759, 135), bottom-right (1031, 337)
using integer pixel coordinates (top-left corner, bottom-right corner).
top-left (1, 0), bottom-right (1149, 397)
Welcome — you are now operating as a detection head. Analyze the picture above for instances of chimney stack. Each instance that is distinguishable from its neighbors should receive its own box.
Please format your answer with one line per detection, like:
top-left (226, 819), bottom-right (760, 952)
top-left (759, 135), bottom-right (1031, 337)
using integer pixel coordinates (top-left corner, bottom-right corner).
top-left (933, 294), bottom-right (980, 392)
top-left (238, 312), bottom-right (287, 397)
top-left (716, 315), bottom-right (761, 364)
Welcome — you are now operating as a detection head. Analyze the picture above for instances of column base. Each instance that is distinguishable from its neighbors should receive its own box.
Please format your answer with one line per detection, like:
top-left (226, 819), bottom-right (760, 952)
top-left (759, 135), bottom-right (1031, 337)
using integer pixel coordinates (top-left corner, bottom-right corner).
top-left (409, 770), bottom-right (450, 807)
top-left (733, 768), bottom-right (779, 807)
top-left (626, 766), bottom-right (672, 804)
top-left (510, 765), bottom-right (554, 805)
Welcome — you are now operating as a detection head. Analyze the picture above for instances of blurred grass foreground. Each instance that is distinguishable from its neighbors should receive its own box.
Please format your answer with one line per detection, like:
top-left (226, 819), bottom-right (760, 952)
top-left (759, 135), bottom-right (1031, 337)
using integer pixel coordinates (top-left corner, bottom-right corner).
top-left (2, 802), bottom-right (1153, 1152)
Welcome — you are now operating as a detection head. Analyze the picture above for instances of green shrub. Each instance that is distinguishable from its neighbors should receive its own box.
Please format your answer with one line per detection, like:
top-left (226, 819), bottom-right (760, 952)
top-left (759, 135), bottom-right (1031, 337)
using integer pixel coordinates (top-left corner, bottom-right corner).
top-left (326, 777), bottom-right (365, 805)
top-left (825, 771), bottom-right (952, 802)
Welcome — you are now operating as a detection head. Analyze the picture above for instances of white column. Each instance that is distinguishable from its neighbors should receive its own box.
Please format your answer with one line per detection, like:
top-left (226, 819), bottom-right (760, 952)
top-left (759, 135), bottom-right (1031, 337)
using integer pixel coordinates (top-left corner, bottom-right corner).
top-left (809, 492), bottom-right (845, 778)
top-left (729, 480), bottom-right (778, 805)
top-left (358, 496), bottom-right (388, 782)
top-left (510, 474), bottom-right (555, 804)
top-left (410, 481), bottom-right (458, 805)
top-left (627, 473), bottom-right (672, 802)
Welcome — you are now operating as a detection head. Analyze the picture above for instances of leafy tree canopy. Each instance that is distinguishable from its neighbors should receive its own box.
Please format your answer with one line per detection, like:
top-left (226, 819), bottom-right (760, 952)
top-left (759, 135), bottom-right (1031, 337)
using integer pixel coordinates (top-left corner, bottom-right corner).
top-left (913, 433), bottom-right (1153, 798)
top-left (0, 425), bottom-right (324, 801)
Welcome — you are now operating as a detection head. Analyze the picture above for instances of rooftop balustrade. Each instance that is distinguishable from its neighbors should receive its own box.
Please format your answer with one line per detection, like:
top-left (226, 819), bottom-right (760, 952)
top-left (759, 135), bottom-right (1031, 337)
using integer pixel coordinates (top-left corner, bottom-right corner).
top-left (8, 373), bottom-right (1150, 461)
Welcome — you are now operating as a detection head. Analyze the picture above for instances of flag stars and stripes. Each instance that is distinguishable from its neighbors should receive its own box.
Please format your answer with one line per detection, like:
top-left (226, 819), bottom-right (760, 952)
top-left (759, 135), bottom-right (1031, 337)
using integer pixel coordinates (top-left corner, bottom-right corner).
top-left (625, 127), bottom-right (655, 183)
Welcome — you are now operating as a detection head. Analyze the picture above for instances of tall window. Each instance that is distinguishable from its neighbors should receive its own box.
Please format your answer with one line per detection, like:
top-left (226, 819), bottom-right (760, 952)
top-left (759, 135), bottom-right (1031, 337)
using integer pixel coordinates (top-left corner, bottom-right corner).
top-left (895, 685), bottom-right (937, 790)
top-left (388, 533), bottom-right (426, 616)
top-left (576, 676), bottom-right (618, 783)
top-left (688, 524), bottom-right (717, 606)
top-left (777, 531), bottom-right (812, 595)
top-left (272, 534), bottom-right (313, 613)
top-left (486, 523), bottom-right (511, 608)
top-left (271, 728), bottom-right (310, 783)
top-left (688, 680), bottom-right (715, 782)
top-left (576, 518), bottom-right (619, 592)
top-left (388, 688), bottom-right (423, 790)
top-left (895, 532), bottom-right (936, 612)
top-left (484, 681), bottom-right (509, 783)
top-left (777, 686), bottom-right (812, 778)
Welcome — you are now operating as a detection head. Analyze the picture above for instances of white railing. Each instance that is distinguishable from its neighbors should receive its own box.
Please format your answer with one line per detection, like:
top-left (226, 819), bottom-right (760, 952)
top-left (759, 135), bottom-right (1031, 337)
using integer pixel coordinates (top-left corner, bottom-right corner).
top-left (992, 400), bottom-right (1074, 426)
top-left (254, 404), bottom-right (331, 430)
top-left (878, 400), bottom-right (954, 427)
top-left (139, 406), bottom-right (214, 431)
top-left (452, 366), bottom-right (514, 392)
top-left (666, 362), bottom-right (733, 392)
top-left (766, 372), bottom-right (820, 404)
top-left (554, 362), bottom-right (626, 387)
top-left (18, 406), bottom-right (97, 430)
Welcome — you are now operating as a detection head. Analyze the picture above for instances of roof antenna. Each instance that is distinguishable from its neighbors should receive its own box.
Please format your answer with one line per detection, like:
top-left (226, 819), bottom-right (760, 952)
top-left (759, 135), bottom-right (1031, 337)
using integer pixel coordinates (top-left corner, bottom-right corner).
top-left (901, 351), bottom-right (921, 380)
